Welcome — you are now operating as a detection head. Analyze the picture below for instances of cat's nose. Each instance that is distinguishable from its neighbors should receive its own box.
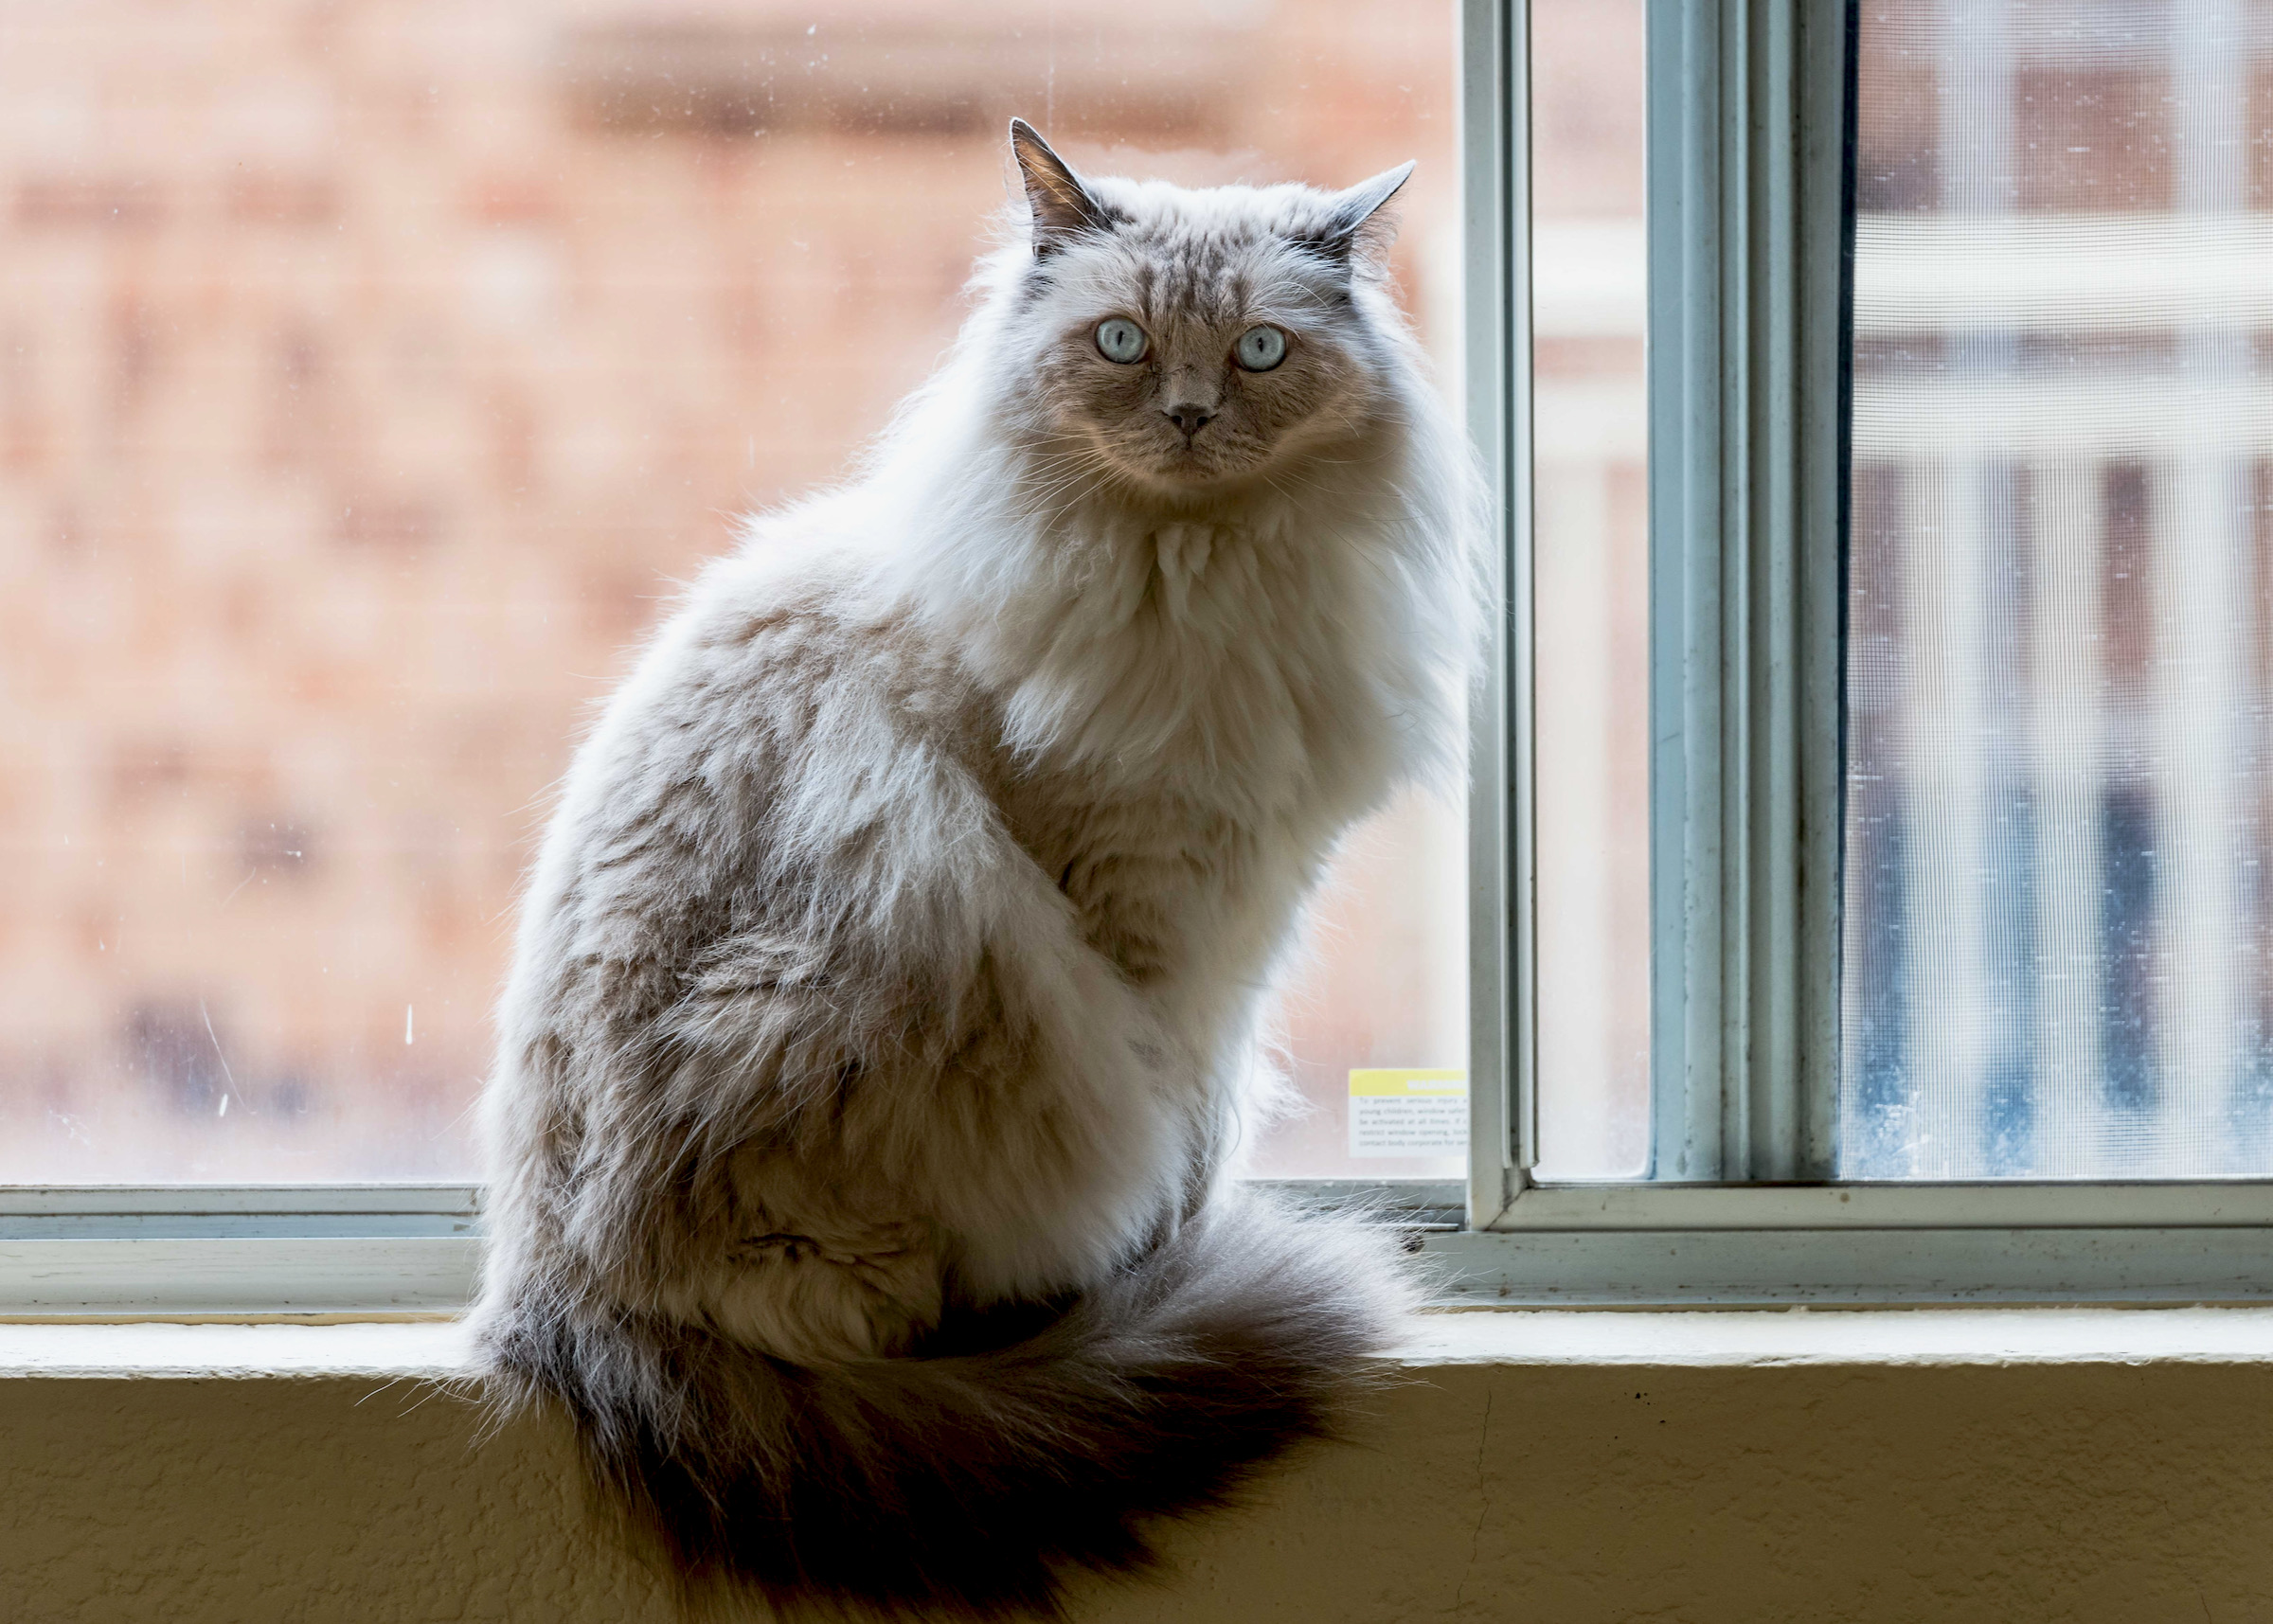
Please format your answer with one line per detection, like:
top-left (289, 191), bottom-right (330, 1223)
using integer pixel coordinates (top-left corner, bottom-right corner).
top-left (1164, 403), bottom-right (1215, 438)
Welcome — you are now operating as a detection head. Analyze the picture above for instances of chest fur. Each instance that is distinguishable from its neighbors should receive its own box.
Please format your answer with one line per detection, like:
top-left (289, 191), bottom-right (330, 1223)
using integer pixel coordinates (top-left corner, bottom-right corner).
top-left (975, 516), bottom-right (1405, 1003)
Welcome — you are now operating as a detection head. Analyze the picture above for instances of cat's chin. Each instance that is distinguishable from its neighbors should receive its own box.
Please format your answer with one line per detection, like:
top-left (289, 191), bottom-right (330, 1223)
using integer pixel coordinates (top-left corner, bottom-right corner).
top-left (1119, 453), bottom-right (1270, 499)
top-left (1060, 426), bottom-right (1277, 500)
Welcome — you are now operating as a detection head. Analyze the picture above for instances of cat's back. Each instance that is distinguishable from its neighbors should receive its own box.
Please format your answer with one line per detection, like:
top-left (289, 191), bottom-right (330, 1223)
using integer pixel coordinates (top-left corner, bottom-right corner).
top-left (513, 532), bottom-right (1009, 1025)
top-left (603, 542), bottom-right (975, 794)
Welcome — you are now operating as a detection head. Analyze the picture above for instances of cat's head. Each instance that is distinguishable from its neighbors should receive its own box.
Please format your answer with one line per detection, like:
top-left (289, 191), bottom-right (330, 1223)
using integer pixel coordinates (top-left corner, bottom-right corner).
top-left (996, 120), bottom-right (1416, 496)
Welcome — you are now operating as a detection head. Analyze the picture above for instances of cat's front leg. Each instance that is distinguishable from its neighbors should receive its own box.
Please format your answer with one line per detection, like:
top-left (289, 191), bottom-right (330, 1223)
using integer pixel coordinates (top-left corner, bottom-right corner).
top-left (590, 901), bottom-right (1192, 1349)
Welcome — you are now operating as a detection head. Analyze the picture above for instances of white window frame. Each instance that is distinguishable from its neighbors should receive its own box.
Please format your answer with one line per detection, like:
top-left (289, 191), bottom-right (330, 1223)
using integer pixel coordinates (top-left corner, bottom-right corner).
top-left (1431, 0), bottom-right (2273, 1307)
top-left (0, 1187), bottom-right (477, 1315)
top-left (9, 0), bottom-right (2273, 1318)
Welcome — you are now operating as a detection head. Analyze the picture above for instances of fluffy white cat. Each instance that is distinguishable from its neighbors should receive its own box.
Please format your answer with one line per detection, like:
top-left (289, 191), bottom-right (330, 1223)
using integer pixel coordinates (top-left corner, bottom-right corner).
top-left (472, 119), bottom-right (1482, 1621)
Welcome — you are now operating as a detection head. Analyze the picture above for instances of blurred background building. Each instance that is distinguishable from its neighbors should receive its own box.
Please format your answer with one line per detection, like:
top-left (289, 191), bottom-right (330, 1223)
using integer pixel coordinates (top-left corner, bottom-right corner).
top-left (0, 0), bottom-right (1652, 1184)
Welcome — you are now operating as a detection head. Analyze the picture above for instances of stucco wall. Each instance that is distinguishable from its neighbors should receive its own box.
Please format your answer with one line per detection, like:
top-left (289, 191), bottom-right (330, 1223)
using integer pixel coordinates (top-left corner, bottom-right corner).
top-left (7, 1320), bottom-right (2273, 1622)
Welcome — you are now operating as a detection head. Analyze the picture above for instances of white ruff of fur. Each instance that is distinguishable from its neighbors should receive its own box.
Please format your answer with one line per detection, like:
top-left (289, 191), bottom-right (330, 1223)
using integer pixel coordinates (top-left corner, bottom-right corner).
top-left (471, 127), bottom-right (1485, 1624)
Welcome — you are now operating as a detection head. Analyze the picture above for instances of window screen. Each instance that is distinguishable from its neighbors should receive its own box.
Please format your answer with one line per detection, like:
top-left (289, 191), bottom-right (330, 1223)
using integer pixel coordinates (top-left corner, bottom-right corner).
top-left (1845, 0), bottom-right (2273, 1177)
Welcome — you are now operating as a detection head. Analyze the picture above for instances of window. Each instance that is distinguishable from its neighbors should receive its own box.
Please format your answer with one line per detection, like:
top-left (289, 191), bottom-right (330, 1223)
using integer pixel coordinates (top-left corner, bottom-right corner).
top-left (1441, 0), bottom-right (2273, 1307)
top-left (0, 1), bottom-right (1462, 1190)
top-left (2, 0), bottom-right (1471, 1307)
top-left (1845, 0), bottom-right (2273, 1181)
top-left (14, 0), bottom-right (2273, 1316)
top-left (1529, 0), bottom-right (1654, 1181)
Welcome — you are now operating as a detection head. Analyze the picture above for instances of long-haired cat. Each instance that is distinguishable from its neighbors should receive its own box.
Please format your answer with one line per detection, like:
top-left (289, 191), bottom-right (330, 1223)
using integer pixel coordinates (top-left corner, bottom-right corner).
top-left (473, 120), bottom-right (1480, 1621)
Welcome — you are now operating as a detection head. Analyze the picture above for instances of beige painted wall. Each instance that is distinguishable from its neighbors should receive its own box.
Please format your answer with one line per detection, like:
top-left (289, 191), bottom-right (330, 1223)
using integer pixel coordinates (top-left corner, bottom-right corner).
top-left (8, 1349), bottom-right (2273, 1623)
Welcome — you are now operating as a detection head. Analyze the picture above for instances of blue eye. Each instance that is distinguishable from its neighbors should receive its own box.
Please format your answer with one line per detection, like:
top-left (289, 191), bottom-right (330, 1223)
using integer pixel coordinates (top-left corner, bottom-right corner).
top-left (1095, 318), bottom-right (1148, 364)
top-left (1235, 325), bottom-right (1287, 371)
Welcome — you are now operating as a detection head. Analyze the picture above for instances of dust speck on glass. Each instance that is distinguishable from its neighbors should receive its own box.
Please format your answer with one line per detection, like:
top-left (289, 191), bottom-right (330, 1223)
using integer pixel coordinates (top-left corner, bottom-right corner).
top-left (1844, 0), bottom-right (2273, 1179)
top-left (0, 0), bottom-right (1477, 1183)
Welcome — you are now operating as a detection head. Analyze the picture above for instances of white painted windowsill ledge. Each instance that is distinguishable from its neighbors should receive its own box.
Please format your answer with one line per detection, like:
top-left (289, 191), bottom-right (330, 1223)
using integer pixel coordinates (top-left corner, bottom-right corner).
top-left (11, 1304), bottom-right (2273, 1378)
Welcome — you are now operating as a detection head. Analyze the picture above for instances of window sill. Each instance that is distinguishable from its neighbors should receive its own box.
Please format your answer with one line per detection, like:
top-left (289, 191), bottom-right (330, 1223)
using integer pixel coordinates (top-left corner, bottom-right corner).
top-left (12, 1308), bottom-right (2273, 1623)
top-left (11, 1304), bottom-right (2273, 1382)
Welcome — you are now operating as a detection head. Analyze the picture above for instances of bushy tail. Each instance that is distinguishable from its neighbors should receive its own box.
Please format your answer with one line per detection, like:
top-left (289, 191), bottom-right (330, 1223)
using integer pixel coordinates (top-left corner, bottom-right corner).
top-left (479, 1189), bottom-right (1411, 1622)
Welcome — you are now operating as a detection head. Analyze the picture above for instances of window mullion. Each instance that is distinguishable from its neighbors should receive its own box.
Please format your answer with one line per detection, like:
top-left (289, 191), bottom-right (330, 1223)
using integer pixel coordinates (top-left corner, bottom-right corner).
top-left (1647, 0), bottom-right (1849, 1183)
top-left (1464, 0), bottom-right (1530, 1228)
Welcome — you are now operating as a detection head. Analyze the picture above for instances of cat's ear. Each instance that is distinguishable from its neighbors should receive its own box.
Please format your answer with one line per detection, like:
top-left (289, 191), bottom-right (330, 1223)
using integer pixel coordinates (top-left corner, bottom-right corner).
top-left (1309, 161), bottom-right (1416, 271)
top-left (1010, 118), bottom-right (1112, 259)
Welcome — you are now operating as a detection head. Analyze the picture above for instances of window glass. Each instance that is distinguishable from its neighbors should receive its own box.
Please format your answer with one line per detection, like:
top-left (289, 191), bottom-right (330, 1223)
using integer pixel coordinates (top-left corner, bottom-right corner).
top-left (1846, 0), bottom-right (2273, 1176)
top-left (0, 1), bottom-right (1460, 1182)
top-left (1530, 0), bottom-right (1651, 1179)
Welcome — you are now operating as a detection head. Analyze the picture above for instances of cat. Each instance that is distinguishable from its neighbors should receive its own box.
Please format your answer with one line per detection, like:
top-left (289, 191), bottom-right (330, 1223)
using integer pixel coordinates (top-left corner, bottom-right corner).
top-left (471, 119), bottom-right (1482, 1621)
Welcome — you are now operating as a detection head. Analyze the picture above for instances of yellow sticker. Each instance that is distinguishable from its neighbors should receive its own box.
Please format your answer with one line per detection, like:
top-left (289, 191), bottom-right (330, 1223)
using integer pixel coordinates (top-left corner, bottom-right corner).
top-left (1348, 1067), bottom-right (1468, 1098)
top-left (1348, 1068), bottom-right (1468, 1156)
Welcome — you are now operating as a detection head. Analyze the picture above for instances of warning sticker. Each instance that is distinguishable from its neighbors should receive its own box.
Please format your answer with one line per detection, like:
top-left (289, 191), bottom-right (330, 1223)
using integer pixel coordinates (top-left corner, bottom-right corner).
top-left (1348, 1068), bottom-right (1468, 1158)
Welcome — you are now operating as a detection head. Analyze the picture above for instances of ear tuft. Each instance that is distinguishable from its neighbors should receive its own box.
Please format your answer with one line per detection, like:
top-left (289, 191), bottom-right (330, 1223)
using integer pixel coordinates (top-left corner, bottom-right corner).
top-left (1009, 119), bottom-right (1112, 259)
top-left (1307, 160), bottom-right (1416, 271)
